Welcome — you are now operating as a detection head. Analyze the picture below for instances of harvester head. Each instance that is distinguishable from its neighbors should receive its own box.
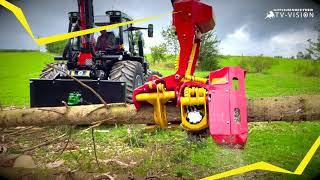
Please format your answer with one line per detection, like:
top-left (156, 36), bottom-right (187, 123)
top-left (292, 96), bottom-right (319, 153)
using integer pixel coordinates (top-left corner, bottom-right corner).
top-left (133, 0), bottom-right (248, 146)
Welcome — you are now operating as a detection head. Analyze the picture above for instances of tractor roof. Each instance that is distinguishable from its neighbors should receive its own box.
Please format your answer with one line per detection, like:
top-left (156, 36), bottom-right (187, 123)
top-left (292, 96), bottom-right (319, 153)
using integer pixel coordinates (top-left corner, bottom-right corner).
top-left (105, 10), bottom-right (133, 21)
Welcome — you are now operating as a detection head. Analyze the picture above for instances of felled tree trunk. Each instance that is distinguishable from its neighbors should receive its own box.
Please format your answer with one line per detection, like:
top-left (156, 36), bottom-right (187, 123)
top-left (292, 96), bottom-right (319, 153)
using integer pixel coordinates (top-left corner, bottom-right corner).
top-left (0, 95), bottom-right (319, 128)
top-left (247, 95), bottom-right (320, 122)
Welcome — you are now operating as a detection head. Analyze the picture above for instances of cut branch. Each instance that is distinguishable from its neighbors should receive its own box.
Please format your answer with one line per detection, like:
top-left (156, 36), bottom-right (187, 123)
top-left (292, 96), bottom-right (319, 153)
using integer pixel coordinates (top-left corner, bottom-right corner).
top-left (4, 126), bottom-right (34, 136)
top-left (0, 95), bottom-right (319, 128)
top-left (91, 128), bottom-right (100, 168)
top-left (21, 133), bottom-right (67, 153)
top-left (53, 126), bottom-right (73, 162)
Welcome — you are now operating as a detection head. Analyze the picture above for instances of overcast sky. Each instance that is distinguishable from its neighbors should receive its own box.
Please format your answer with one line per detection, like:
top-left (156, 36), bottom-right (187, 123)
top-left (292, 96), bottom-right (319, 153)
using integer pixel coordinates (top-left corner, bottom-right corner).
top-left (0, 0), bottom-right (319, 57)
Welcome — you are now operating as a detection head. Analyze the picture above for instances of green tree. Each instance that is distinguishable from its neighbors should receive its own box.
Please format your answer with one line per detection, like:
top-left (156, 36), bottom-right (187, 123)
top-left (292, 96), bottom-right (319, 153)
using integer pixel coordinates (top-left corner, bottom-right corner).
top-left (161, 25), bottom-right (220, 70)
top-left (46, 40), bottom-right (67, 54)
top-left (297, 51), bottom-right (304, 59)
top-left (304, 53), bottom-right (312, 60)
top-left (306, 36), bottom-right (320, 60)
top-left (198, 31), bottom-right (220, 71)
top-left (161, 25), bottom-right (179, 55)
top-left (150, 43), bottom-right (167, 62)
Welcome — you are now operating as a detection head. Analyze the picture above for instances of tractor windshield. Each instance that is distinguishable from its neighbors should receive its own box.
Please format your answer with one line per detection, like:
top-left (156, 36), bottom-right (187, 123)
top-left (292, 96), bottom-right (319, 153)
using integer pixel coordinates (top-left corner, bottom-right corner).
top-left (95, 29), bottom-right (119, 50)
top-left (94, 15), bottom-right (121, 50)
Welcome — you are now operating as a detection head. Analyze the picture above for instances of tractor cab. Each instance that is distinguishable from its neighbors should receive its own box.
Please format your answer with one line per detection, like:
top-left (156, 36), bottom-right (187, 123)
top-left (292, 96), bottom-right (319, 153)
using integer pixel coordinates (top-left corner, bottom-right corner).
top-left (65, 10), bottom-right (153, 60)
top-left (95, 11), bottom-right (153, 56)
top-left (94, 11), bottom-right (132, 54)
top-left (61, 10), bottom-right (153, 75)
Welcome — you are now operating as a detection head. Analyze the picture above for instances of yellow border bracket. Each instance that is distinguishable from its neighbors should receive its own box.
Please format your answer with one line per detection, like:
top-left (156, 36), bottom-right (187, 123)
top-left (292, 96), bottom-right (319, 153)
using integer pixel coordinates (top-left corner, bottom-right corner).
top-left (202, 136), bottom-right (320, 179)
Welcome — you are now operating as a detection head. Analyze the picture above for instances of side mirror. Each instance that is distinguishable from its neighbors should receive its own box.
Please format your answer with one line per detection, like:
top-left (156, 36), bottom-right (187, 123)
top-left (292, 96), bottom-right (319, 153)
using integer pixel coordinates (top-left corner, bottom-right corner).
top-left (148, 24), bottom-right (153, 37)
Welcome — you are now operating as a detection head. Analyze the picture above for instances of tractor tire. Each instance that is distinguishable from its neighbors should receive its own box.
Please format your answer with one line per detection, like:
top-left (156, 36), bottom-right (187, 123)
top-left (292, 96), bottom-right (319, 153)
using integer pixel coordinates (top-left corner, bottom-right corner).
top-left (146, 69), bottom-right (162, 81)
top-left (109, 61), bottom-right (145, 103)
top-left (40, 62), bottom-right (68, 79)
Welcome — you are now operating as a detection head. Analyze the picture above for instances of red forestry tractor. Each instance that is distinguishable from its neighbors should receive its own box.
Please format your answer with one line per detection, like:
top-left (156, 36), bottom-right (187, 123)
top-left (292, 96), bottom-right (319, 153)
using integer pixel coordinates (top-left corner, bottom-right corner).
top-left (30, 0), bottom-right (248, 146)
top-left (30, 0), bottom-right (159, 107)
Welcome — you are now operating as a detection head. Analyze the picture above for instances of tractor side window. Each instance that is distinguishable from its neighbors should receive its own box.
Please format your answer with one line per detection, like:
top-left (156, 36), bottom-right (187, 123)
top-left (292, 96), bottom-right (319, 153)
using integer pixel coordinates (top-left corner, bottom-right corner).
top-left (128, 29), bottom-right (135, 54)
top-left (71, 37), bottom-right (80, 51)
top-left (123, 25), bottom-right (130, 51)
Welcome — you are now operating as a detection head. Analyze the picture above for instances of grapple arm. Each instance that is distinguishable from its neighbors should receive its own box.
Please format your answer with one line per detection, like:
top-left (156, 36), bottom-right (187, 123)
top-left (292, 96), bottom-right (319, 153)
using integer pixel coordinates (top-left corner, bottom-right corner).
top-left (133, 0), bottom-right (248, 146)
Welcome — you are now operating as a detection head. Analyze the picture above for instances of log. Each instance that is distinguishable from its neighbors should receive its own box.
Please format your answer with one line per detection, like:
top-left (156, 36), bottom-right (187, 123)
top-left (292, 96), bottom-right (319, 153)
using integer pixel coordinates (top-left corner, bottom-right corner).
top-left (247, 95), bottom-right (320, 122)
top-left (0, 95), bottom-right (319, 128)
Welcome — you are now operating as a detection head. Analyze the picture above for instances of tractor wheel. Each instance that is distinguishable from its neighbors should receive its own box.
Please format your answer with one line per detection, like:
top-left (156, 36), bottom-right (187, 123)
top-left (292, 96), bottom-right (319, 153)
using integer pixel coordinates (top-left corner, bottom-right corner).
top-left (109, 61), bottom-right (145, 103)
top-left (146, 69), bottom-right (162, 81)
top-left (40, 62), bottom-right (68, 79)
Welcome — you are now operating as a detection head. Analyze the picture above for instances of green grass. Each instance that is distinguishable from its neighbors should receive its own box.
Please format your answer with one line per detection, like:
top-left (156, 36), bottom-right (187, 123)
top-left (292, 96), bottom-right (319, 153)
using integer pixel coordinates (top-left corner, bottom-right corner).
top-left (11, 122), bottom-right (319, 179)
top-left (0, 52), bottom-right (53, 106)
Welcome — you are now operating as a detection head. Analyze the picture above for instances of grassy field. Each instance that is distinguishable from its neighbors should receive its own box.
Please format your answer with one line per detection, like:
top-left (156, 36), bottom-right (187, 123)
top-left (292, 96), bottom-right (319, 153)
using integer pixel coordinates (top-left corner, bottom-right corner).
top-left (0, 52), bottom-right (53, 106)
top-left (0, 51), bottom-right (319, 179)
top-left (0, 52), bottom-right (319, 106)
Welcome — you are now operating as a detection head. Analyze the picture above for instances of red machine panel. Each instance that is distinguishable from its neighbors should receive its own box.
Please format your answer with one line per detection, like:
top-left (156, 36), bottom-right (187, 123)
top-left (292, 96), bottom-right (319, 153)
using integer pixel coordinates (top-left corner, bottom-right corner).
top-left (208, 67), bottom-right (248, 145)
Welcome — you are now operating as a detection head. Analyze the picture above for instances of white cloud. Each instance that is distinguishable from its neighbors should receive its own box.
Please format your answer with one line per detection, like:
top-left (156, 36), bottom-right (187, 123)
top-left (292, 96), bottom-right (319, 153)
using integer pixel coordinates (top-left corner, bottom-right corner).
top-left (227, 25), bottom-right (250, 41)
top-left (143, 29), bottom-right (166, 54)
top-left (220, 25), bottom-right (318, 57)
top-left (220, 25), bottom-right (251, 55)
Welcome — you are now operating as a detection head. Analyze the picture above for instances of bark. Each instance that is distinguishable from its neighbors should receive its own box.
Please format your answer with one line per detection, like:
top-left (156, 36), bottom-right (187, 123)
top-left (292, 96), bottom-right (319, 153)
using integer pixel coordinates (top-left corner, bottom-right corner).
top-left (247, 95), bottom-right (320, 122)
top-left (0, 95), bottom-right (319, 128)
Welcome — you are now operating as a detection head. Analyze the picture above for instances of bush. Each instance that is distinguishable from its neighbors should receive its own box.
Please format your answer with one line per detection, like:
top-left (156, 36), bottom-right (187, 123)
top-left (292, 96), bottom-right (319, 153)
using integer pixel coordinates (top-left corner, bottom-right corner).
top-left (146, 53), bottom-right (177, 69)
top-left (150, 43), bottom-right (167, 63)
top-left (46, 40), bottom-right (68, 54)
top-left (163, 55), bottom-right (178, 69)
top-left (294, 60), bottom-right (320, 77)
top-left (239, 56), bottom-right (278, 73)
top-left (198, 31), bottom-right (220, 71)
top-left (199, 55), bottom-right (220, 71)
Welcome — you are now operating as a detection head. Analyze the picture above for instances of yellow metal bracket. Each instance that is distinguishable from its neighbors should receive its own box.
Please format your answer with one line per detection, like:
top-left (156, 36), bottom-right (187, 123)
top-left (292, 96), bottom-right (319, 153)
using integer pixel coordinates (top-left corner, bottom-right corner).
top-left (135, 83), bottom-right (175, 128)
top-left (180, 87), bottom-right (208, 131)
top-left (183, 43), bottom-right (208, 84)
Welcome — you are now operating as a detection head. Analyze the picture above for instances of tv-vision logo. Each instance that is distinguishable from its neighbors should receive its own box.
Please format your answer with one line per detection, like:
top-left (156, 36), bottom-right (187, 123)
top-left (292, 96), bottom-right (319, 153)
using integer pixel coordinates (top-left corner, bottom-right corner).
top-left (265, 9), bottom-right (314, 19)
